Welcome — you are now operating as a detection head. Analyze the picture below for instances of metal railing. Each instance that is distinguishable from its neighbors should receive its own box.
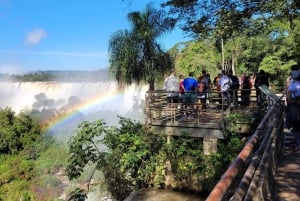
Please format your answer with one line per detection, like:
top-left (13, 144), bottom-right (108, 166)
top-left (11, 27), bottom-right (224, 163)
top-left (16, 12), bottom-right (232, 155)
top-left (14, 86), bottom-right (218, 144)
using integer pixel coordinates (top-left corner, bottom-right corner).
top-left (205, 93), bottom-right (285, 201)
top-left (145, 88), bottom-right (264, 125)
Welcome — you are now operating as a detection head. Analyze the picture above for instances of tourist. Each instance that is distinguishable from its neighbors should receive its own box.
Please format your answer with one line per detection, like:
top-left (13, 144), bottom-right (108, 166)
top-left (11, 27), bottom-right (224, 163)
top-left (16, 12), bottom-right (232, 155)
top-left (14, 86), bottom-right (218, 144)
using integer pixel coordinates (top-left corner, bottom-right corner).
top-left (240, 74), bottom-right (252, 106)
top-left (183, 72), bottom-right (198, 118)
top-left (179, 74), bottom-right (185, 103)
top-left (163, 69), bottom-right (179, 104)
top-left (213, 72), bottom-right (222, 99)
top-left (228, 69), bottom-right (240, 104)
top-left (197, 75), bottom-right (208, 110)
top-left (218, 70), bottom-right (232, 106)
top-left (286, 70), bottom-right (300, 151)
top-left (287, 64), bottom-right (300, 88)
top-left (254, 70), bottom-right (269, 106)
top-left (200, 69), bottom-right (211, 102)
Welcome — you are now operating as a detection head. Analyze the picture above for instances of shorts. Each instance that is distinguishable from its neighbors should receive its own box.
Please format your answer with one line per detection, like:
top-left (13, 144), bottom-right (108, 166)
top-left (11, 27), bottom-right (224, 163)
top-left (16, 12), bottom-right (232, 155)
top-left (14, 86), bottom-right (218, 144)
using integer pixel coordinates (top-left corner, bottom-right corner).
top-left (184, 92), bottom-right (196, 104)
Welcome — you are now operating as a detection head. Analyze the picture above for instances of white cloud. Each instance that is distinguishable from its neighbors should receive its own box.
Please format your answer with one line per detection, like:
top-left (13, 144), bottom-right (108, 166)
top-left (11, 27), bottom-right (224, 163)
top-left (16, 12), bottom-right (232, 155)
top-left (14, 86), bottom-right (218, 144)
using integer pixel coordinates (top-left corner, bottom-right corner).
top-left (0, 49), bottom-right (107, 58)
top-left (25, 28), bottom-right (47, 46)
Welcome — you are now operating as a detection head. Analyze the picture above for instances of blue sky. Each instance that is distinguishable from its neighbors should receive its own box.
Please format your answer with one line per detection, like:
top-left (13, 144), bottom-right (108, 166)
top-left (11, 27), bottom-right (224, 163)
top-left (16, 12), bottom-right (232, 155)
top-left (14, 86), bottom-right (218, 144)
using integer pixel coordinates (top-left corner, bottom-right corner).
top-left (0, 0), bottom-right (189, 74)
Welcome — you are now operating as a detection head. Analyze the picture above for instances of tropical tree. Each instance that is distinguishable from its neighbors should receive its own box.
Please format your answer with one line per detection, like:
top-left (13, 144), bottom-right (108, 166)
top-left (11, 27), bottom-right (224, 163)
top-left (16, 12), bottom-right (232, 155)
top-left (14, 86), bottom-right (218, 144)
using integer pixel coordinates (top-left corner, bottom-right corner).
top-left (108, 4), bottom-right (176, 90)
top-left (162, 0), bottom-right (300, 37)
top-left (170, 40), bottom-right (221, 77)
top-left (162, 0), bottom-right (300, 73)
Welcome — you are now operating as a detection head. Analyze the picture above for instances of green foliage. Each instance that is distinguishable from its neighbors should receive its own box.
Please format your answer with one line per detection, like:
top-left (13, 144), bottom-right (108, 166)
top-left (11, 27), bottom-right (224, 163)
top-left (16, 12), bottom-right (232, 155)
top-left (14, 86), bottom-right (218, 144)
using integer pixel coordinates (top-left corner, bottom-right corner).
top-left (67, 117), bottom-right (245, 200)
top-left (67, 117), bottom-right (166, 200)
top-left (109, 4), bottom-right (176, 90)
top-left (67, 120), bottom-right (106, 180)
top-left (34, 143), bottom-right (68, 174)
top-left (164, 2), bottom-right (300, 84)
top-left (173, 40), bottom-right (221, 78)
top-left (0, 108), bottom-right (41, 156)
top-left (0, 179), bottom-right (36, 201)
top-left (0, 107), bottom-right (70, 201)
top-left (0, 155), bottom-right (34, 185)
top-left (0, 154), bottom-right (36, 201)
top-left (37, 174), bottom-right (61, 188)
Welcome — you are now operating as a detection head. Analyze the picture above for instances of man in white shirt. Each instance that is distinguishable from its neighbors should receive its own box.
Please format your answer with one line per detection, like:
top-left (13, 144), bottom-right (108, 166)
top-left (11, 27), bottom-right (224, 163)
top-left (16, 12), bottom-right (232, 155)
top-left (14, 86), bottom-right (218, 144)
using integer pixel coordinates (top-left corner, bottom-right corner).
top-left (163, 69), bottom-right (180, 121)
top-left (218, 70), bottom-right (233, 107)
top-left (164, 69), bottom-right (179, 103)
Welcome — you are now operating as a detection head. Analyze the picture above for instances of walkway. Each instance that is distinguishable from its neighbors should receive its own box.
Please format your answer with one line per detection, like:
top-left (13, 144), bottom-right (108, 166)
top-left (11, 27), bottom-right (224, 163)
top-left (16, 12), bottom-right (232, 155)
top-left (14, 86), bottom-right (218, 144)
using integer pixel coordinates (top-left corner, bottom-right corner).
top-left (274, 128), bottom-right (300, 201)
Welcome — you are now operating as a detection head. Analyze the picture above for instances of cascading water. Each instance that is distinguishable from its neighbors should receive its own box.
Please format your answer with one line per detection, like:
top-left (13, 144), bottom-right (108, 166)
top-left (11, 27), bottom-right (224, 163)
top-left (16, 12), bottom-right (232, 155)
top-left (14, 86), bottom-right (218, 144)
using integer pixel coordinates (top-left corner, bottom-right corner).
top-left (0, 81), bottom-right (148, 201)
top-left (1, 81), bottom-right (205, 201)
top-left (1, 81), bottom-right (147, 134)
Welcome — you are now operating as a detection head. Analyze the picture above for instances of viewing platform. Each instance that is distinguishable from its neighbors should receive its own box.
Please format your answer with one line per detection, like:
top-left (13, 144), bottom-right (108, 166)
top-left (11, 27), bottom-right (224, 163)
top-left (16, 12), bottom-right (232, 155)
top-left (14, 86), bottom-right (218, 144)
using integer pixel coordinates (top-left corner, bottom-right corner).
top-left (144, 86), bottom-right (280, 154)
top-left (145, 88), bottom-right (273, 137)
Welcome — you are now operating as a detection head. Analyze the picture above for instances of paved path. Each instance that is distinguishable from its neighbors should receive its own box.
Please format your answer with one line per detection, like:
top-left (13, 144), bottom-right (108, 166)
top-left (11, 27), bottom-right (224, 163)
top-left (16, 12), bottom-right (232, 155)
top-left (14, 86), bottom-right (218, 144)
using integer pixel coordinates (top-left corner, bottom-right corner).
top-left (274, 129), bottom-right (300, 201)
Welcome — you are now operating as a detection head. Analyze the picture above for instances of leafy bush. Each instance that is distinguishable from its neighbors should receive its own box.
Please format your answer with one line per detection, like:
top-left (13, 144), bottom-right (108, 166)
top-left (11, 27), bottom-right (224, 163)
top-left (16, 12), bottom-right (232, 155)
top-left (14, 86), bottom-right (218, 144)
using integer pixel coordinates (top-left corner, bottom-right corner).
top-left (67, 117), bottom-right (245, 200)
top-left (0, 108), bottom-right (41, 156)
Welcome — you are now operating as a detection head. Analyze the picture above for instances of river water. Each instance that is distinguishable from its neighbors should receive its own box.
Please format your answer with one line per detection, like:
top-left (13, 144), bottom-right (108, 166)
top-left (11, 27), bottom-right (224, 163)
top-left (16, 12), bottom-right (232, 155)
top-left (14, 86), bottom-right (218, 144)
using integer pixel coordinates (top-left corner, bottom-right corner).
top-left (124, 189), bottom-right (206, 201)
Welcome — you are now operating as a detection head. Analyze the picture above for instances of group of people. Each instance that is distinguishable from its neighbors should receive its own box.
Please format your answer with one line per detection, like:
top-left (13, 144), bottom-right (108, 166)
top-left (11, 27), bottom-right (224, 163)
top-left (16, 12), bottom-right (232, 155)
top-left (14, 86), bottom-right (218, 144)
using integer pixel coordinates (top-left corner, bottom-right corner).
top-left (163, 69), bottom-right (211, 111)
top-left (163, 69), bottom-right (212, 120)
top-left (163, 68), bottom-right (272, 115)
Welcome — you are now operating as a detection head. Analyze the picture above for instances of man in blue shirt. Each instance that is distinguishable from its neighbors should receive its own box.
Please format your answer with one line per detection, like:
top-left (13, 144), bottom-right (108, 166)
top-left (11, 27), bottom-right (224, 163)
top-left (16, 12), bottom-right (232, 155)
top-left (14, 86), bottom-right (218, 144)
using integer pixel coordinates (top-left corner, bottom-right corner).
top-left (183, 72), bottom-right (198, 92)
top-left (182, 72), bottom-right (198, 118)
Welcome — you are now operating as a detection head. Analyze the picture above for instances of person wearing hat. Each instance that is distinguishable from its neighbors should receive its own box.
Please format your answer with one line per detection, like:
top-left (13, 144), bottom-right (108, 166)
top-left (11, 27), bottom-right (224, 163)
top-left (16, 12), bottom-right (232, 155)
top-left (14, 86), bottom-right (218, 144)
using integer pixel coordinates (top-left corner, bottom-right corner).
top-left (287, 64), bottom-right (300, 88)
top-left (286, 69), bottom-right (300, 151)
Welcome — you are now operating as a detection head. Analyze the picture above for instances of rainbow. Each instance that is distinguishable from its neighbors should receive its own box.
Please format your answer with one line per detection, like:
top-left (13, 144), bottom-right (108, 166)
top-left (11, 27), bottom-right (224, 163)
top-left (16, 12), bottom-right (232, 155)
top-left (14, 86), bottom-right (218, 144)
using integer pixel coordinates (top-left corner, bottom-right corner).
top-left (43, 89), bottom-right (126, 134)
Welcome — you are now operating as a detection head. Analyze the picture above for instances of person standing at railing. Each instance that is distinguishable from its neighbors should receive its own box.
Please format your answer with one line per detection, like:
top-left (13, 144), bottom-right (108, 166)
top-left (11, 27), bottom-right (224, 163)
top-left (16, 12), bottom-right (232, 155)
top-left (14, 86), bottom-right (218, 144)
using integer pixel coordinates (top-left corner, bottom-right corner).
top-left (254, 70), bottom-right (270, 106)
top-left (228, 69), bottom-right (240, 104)
top-left (213, 72), bottom-right (222, 99)
top-left (286, 70), bottom-right (300, 152)
top-left (163, 69), bottom-right (179, 103)
top-left (200, 69), bottom-right (211, 104)
top-left (163, 69), bottom-right (180, 121)
top-left (218, 70), bottom-right (233, 108)
top-left (240, 74), bottom-right (252, 106)
top-left (197, 75), bottom-right (208, 110)
top-left (183, 72), bottom-right (198, 118)
top-left (179, 74), bottom-right (185, 103)
top-left (286, 64), bottom-right (300, 89)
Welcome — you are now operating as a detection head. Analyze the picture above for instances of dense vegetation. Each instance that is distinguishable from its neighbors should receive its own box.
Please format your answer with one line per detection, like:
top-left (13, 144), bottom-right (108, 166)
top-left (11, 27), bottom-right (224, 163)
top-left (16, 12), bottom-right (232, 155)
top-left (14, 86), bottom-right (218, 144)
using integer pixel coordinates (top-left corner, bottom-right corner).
top-left (166, 0), bottom-right (300, 88)
top-left (67, 116), bottom-right (249, 200)
top-left (0, 106), bottom-right (255, 201)
top-left (0, 107), bottom-right (67, 200)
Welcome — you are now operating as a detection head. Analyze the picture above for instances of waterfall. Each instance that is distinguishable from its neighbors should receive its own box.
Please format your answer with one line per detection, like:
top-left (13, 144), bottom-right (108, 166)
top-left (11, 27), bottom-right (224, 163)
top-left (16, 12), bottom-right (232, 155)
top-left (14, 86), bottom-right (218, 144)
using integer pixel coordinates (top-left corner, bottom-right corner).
top-left (1, 81), bottom-right (148, 136)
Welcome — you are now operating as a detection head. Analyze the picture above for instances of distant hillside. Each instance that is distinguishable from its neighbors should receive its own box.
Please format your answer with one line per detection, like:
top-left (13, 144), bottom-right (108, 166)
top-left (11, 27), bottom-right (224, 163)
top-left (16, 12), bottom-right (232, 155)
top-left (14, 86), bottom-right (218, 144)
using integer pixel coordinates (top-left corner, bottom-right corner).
top-left (0, 69), bottom-right (115, 82)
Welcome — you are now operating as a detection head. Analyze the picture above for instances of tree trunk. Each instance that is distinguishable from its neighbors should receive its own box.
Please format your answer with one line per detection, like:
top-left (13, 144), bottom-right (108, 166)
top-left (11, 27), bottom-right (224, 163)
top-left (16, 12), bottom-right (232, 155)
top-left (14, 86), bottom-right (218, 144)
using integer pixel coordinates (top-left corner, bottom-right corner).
top-left (221, 38), bottom-right (224, 70)
top-left (149, 80), bottom-right (155, 91)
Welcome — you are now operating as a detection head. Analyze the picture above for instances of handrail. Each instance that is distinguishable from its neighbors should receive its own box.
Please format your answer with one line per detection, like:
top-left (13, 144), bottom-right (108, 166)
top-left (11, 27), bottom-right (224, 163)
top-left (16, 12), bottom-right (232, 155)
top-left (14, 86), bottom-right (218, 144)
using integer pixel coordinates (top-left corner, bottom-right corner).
top-left (145, 89), bottom-right (260, 123)
top-left (205, 94), bottom-right (285, 201)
